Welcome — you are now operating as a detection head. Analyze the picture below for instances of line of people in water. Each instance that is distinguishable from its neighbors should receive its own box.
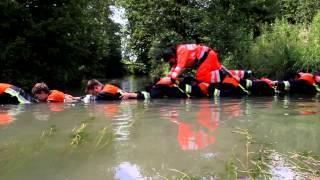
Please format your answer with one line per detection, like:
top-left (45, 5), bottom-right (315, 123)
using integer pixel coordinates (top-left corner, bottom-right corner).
top-left (1, 43), bottom-right (320, 104)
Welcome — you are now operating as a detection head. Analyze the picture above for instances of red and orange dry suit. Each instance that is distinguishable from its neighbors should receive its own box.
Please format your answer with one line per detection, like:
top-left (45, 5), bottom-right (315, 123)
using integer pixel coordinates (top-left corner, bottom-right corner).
top-left (167, 44), bottom-right (221, 84)
top-left (298, 73), bottom-right (316, 85)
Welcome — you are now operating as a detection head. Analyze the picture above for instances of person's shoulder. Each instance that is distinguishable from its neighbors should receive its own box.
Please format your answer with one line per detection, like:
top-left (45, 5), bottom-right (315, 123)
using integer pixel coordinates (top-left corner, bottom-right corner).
top-left (48, 90), bottom-right (65, 102)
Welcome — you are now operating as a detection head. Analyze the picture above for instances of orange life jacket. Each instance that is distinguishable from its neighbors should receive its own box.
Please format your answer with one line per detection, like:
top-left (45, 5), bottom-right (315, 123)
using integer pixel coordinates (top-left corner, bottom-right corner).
top-left (102, 84), bottom-right (121, 95)
top-left (222, 76), bottom-right (239, 87)
top-left (0, 83), bottom-right (13, 94)
top-left (298, 73), bottom-right (315, 85)
top-left (47, 90), bottom-right (65, 102)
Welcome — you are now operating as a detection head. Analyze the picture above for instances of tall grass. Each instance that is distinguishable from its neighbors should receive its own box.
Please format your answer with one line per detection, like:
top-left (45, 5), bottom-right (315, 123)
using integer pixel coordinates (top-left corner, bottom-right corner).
top-left (240, 11), bottom-right (320, 79)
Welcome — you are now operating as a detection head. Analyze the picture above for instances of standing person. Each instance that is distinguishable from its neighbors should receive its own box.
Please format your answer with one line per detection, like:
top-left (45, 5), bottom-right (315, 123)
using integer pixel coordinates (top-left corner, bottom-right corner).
top-left (156, 44), bottom-right (223, 86)
top-left (32, 82), bottom-right (80, 102)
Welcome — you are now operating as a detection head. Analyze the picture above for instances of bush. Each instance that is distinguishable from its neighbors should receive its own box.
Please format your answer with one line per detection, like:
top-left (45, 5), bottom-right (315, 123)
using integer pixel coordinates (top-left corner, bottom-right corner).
top-left (295, 11), bottom-right (320, 71)
top-left (244, 19), bottom-right (303, 79)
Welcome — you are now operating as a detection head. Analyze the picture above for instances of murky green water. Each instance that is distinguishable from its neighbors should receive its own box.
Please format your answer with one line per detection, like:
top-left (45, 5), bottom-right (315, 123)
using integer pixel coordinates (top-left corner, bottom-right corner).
top-left (0, 77), bottom-right (319, 179)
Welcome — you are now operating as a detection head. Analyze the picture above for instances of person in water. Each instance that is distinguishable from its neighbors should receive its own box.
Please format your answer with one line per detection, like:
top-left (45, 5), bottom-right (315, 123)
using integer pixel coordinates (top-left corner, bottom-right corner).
top-left (32, 82), bottom-right (80, 102)
top-left (84, 79), bottom-right (145, 101)
top-left (0, 83), bottom-right (37, 104)
top-left (276, 72), bottom-right (320, 95)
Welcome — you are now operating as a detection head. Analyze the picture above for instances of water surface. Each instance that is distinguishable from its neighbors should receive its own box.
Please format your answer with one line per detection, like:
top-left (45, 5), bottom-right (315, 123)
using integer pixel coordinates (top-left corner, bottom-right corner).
top-left (0, 77), bottom-right (319, 179)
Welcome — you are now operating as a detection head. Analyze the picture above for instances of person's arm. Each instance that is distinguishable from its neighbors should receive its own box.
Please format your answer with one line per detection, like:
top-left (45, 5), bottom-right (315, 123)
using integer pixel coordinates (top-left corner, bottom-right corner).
top-left (170, 46), bottom-right (189, 80)
top-left (64, 94), bottom-right (81, 102)
top-left (120, 91), bottom-right (150, 100)
top-left (157, 46), bottom-right (189, 85)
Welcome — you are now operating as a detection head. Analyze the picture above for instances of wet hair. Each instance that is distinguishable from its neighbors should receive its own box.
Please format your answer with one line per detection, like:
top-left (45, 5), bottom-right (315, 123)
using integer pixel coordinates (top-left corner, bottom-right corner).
top-left (85, 79), bottom-right (103, 93)
top-left (32, 82), bottom-right (50, 95)
top-left (157, 46), bottom-right (176, 62)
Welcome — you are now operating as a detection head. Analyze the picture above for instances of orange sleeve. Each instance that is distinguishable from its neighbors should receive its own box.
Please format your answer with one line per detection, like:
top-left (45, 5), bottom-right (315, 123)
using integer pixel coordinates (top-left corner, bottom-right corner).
top-left (47, 90), bottom-right (65, 102)
top-left (169, 45), bottom-right (192, 79)
top-left (0, 83), bottom-right (13, 94)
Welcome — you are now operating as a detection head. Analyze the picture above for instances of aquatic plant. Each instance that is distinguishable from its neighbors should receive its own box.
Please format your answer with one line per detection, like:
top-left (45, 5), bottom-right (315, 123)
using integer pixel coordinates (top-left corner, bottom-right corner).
top-left (40, 125), bottom-right (57, 138)
top-left (226, 127), bottom-right (320, 179)
top-left (70, 122), bottom-right (89, 146)
top-left (94, 126), bottom-right (113, 150)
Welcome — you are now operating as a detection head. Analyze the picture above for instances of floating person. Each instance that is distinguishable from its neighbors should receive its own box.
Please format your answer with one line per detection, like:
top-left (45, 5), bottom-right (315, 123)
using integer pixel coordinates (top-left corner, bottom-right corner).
top-left (32, 82), bottom-right (80, 102)
top-left (276, 72), bottom-right (320, 95)
top-left (0, 83), bottom-right (37, 104)
top-left (239, 78), bottom-right (276, 96)
top-left (84, 79), bottom-right (143, 101)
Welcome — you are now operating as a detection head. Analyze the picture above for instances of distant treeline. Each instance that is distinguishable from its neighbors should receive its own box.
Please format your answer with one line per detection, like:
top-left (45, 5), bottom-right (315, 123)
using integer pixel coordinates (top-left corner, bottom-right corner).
top-left (1, 0), bottom-right (320, 90)
top-left (118, 0), bottom-right (320, 78)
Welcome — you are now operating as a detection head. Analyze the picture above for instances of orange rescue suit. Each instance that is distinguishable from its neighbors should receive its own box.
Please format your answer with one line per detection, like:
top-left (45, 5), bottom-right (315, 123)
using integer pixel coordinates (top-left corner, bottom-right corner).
top-left (167, 44), bottom-right (221, 83)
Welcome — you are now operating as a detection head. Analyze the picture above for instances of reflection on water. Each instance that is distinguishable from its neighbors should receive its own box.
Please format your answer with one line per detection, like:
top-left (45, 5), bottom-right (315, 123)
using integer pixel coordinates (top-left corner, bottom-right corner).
top-left (160, 99), bottom-right (219, 150)
top-left (114, 162), bottom-right (143, 179)
top-left (0, 78), bottom-right (319, 179)
top-left (0, 105), bottom-right (25, 125)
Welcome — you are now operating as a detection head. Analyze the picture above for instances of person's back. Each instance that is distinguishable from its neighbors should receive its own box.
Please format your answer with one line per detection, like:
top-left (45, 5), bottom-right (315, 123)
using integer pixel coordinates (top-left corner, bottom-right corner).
top-left (0, 83), bottom-right (36, 104)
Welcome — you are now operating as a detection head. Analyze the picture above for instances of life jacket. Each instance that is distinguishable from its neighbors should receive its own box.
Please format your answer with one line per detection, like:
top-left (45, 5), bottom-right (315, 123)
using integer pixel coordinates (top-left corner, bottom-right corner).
top-left (102, 84), bottom-right (122, 95)
top-left (0, 83), bottom-right (13, 94)
top-left (222, 76), bottom-right (239, 87)
top-left (298, 73), bottom-right (315, 85)
top-left (47, 90), bottom-right (65, 102)
top-left (260, 78), bottom-right (274, 89)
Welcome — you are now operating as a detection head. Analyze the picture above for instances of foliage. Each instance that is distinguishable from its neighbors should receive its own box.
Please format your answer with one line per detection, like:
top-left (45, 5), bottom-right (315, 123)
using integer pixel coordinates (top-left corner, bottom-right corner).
top-left (0, 0), bottom-right (123, 89)
top-left (244, 19), bottom-right (303, 79)
top-left (116, 0), bottom-right (207, 74)
top-left (280, 0), bottom-right (320, 24)
top-left (244, 13), bottom-right (320, 79)
top-left (295, 11), bottom-right (320, 71)
top-left (116, 0), bottom-right (285, 74)
top-left (2, 0), bottom-right (320, 84)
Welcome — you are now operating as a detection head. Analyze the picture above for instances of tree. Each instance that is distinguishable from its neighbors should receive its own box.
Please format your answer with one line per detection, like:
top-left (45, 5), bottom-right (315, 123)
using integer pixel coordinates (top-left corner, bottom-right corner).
top-left (0, 0), bottom-right (123, 89)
